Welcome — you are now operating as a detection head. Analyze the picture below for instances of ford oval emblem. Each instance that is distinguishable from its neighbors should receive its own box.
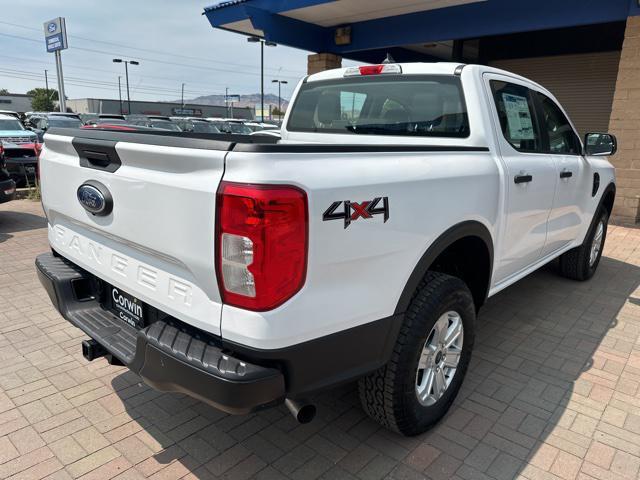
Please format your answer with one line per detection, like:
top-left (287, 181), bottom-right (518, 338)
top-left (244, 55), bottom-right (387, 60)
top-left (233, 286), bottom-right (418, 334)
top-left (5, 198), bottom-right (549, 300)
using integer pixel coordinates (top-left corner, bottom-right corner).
top-left (77, 181), bottom-right (113, 216)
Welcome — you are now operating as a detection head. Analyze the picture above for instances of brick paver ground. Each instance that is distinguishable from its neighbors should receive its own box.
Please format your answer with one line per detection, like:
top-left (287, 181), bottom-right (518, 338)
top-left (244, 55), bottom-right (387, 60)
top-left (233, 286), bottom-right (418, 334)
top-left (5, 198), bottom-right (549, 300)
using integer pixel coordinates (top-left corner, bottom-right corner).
top-left (1, 198), bottom-right (640, 480)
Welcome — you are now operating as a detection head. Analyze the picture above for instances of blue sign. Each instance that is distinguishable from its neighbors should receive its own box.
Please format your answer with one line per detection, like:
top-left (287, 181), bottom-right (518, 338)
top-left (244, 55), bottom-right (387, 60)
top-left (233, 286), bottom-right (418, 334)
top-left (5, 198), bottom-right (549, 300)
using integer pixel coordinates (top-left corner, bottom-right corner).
top-left (43, 17), bottom-right (68, 53)
top-left (46, 33), bottom-right (64, 53)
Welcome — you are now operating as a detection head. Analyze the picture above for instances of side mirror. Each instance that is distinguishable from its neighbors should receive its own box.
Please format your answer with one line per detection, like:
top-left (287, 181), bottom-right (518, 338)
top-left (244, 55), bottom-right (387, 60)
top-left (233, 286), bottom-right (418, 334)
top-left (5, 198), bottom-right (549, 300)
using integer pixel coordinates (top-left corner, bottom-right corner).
top-left (584, 133), bottom-right (617, 156)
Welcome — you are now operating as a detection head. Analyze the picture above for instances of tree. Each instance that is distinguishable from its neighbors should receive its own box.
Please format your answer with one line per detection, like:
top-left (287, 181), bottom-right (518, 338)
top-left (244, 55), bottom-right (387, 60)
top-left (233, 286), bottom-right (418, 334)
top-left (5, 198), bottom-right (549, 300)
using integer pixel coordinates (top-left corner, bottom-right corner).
top-left (0, 89), bottom-right (9, 95)
top-left (28, 88), bottom-right (59, 112)
top-left (272, 107), bottom-right (286, 117)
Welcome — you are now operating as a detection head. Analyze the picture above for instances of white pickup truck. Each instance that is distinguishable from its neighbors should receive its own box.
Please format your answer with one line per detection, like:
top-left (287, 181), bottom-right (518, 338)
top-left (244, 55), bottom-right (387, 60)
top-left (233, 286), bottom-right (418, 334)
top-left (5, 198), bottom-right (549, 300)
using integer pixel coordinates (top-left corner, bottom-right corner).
top-left (36, 62), bottom-right (616, 436)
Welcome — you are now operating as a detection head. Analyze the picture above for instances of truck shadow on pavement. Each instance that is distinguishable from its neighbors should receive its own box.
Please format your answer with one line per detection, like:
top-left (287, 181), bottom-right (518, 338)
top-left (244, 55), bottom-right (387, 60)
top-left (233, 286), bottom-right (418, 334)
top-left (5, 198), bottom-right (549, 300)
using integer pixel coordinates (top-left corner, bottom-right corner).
top-left (0, 209), bottom-right (48, 244)
top-left (111, 236), bottom-right (640, 479)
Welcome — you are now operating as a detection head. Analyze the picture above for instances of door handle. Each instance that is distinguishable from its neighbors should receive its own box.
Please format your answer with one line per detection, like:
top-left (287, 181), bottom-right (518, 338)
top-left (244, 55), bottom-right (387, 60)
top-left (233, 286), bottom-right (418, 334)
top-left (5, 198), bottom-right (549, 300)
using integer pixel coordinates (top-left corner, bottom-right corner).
top-left (514, 174), bottom-right (533, 184)
top-left (560, 170), bottom-right (573, 179)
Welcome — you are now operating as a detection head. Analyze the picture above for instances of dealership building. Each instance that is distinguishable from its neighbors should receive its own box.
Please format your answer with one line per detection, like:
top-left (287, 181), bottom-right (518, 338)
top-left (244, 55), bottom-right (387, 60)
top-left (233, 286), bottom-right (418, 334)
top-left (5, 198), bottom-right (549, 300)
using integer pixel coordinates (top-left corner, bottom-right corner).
top-left (205, 0), bottom-right (640, 225)
top-left (66, 98), bottom-right (254, 120)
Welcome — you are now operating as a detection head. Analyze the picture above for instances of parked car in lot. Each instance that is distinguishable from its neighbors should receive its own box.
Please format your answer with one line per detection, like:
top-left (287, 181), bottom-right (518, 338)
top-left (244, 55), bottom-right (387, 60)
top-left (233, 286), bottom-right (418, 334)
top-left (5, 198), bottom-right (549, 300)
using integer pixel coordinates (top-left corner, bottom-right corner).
top-left (0, 143), bottom-right (17, 204)
top-left (171, 117), bottom-right (221, 133)
top-left (206, 118), bottom-right (253, 134)
top-left (79, 113), bottom-right (99, 125)
top-left (98, 114), bottom-right (126, 121)
top-left (81, 123), bottom-right (166, 132)
top-left (0, 113), bottom-right (40, 187)
top-left (127, 116), bottom-right (182, 131)
top-left (37, 62), bottom-right (616, 436)
top-left (0, 110), bottom-right (21, 120)
top-left (27, 114), bottom-right (83, 142)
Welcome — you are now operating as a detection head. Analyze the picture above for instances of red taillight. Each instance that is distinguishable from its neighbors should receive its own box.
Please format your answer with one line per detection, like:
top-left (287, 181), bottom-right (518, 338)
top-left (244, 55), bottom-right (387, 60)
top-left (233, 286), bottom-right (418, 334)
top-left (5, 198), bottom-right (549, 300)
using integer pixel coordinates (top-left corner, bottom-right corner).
top-left (344, 64), bottom-right (402, 77)
top-left (359, 65), bottom-right (385, 75)
top-left (216, 181), bottom-right (308, 311)
top-left (34, 142), bottom-right (43, 157)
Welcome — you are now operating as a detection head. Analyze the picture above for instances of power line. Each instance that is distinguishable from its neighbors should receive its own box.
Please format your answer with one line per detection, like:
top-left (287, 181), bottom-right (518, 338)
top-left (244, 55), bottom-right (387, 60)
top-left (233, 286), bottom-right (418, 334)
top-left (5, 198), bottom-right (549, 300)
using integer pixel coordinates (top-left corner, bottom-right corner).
top-left (0, 31), bottom-right (302, 81)
top-left (0, 53), bottom-right (276, 91)
top-left (0, 70), bottom-right (237, 101)
top-left (0, 67), bottom-right (227, 97)
top-left (0, 19), bottom-right (306, 76)
top-left (0, 22), bottom-right (306, 79)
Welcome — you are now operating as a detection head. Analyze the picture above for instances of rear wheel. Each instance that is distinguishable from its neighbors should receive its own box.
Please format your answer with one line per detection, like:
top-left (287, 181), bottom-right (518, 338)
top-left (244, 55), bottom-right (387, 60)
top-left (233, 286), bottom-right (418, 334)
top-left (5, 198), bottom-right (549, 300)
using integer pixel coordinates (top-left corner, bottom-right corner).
top-left (358, 272), bottom-right (475, 436)
top-left (559, 209), bottom-right (608, 281)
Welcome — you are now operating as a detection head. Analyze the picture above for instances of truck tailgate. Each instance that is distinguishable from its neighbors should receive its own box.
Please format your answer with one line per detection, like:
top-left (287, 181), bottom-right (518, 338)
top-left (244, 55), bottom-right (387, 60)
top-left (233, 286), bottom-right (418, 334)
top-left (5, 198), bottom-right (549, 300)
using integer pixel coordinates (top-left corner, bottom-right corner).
top-left (40, 131), bottom-right (228, 336)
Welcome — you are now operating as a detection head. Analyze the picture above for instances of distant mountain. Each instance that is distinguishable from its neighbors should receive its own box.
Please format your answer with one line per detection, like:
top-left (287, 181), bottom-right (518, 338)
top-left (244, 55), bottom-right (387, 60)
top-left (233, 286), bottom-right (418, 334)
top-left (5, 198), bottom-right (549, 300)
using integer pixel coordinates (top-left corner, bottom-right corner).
top-left (184, 93), bottom-right (289, 110)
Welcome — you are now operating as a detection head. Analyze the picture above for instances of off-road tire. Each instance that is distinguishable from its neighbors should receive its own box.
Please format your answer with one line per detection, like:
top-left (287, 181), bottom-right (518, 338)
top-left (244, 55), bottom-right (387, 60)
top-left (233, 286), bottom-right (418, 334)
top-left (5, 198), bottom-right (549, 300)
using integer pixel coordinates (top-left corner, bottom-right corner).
top-left (358, 271), bottom-right (476, 436)
top-left (559, 209), bottom-right (608, 281)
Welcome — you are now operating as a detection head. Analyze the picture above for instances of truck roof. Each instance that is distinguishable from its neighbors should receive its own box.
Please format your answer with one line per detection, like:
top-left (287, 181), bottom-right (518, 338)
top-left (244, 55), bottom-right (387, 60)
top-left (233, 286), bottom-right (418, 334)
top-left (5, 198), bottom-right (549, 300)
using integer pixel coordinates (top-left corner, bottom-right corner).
top-left (305, 62), bottom-right (553, 101)
top-left (306, 62), bottom-right (465, 82)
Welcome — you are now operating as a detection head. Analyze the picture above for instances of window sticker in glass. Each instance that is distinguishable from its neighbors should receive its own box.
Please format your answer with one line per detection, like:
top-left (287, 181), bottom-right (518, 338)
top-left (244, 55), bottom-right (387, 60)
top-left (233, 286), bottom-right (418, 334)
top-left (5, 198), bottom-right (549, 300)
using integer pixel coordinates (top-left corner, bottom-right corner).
top-left (502, 93), bottom-right (535, 141)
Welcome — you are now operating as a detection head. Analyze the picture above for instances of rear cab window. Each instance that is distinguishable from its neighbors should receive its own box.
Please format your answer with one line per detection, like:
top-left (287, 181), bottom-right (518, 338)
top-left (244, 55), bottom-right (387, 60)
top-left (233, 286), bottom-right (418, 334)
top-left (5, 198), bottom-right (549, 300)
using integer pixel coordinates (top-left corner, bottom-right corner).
top-left (287, 75), bottom-right (470, 138)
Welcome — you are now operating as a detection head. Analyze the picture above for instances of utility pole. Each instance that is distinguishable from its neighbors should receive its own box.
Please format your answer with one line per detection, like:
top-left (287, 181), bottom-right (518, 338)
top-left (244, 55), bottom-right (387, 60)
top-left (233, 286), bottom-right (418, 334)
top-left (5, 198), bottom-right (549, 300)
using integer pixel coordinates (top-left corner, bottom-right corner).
top-left (181, 83), bottom-right (185, 110)
top-left (113, 59), bottom-right (139, 114)
top-left (44, 69), bottom-right (53, 112)
top-left (247, 37), bottom-right (276, 122)
top-left (225, 87), bottom-right (229, 117)
top-left (117, 76), bottom-right (123, 115)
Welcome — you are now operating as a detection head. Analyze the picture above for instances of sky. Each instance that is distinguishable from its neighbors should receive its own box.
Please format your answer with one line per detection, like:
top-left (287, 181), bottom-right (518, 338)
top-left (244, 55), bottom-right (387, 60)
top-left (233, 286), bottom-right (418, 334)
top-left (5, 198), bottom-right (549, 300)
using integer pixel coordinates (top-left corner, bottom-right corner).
top-left (0, 0), bottom-right (353, 103)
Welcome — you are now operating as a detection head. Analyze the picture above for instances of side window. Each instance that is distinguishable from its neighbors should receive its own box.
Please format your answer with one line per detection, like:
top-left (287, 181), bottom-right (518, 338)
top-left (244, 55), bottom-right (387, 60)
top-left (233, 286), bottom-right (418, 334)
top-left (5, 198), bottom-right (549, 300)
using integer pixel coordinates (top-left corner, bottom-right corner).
top-left (535, 93), bottom-right (581, 155)
top-left (490, 81), bottom-right (541, 153)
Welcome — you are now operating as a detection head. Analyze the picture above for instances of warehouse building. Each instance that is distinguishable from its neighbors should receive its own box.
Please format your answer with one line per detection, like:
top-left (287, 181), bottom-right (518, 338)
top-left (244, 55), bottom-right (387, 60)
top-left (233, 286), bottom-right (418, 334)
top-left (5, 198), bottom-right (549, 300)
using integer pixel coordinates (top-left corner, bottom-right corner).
top-left (0, 93), bottom-right (34, 114)
top-left (205, 0), bottom-right (640, 225)
top-left (66, 98), bottom-right (254, 120)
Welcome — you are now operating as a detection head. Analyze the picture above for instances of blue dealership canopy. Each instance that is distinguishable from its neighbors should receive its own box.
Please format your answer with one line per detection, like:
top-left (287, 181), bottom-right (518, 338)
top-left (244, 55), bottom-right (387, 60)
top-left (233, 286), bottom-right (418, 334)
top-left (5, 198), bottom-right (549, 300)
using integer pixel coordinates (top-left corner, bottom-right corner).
top-left (204, 0), bottom-right (640, 61)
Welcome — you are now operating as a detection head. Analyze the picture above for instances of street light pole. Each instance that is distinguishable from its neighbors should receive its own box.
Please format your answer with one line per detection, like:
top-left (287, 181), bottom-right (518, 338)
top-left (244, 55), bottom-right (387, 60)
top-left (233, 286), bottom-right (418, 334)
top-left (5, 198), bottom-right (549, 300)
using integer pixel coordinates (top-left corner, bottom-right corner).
top-left (124, 62), bottom-right (130, 114)
top-left (248, 37), bottom-right (276, 122)
top-left (117, 76), bottom-right (123, 115)
top-left (113, 59), bottom-right (139, 115)
top-left (271, 79), bottom-right (288, 122)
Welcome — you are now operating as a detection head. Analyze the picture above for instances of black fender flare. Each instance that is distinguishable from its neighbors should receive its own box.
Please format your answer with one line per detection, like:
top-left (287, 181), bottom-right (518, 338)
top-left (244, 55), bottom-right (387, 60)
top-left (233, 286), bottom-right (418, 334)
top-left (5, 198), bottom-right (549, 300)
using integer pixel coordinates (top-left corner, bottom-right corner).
top-left (596, 182), bottom-right (616, 217)
top-left (394, 220), bottom-right (494, 315)
top-left (581, 182), bottom-right (616, 244)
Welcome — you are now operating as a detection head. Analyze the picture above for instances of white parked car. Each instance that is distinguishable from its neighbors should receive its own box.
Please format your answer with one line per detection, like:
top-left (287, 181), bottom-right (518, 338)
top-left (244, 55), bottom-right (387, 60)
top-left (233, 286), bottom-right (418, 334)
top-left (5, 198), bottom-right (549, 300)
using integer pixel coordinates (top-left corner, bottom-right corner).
top-left (36, 62), bottom-right (616, 435)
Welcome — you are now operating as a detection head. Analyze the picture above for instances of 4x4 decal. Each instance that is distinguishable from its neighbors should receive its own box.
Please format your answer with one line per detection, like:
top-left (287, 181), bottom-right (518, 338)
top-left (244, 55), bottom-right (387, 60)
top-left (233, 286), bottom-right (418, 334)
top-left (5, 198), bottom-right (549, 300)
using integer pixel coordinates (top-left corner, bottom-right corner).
top-left (322, 197), bottom-right (389, 229)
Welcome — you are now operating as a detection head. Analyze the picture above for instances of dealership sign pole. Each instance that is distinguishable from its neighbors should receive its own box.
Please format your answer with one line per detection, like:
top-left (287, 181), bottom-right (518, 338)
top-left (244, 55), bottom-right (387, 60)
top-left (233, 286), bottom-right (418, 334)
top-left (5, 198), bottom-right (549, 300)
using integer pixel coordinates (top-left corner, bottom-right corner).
top-left (43, 17), bottom-right (68, 112)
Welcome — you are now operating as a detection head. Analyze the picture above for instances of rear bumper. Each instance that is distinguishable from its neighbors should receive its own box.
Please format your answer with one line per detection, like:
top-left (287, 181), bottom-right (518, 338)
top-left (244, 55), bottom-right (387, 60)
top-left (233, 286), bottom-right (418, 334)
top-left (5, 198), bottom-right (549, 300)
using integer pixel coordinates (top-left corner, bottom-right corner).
top-left (0, 178), bottom-right (16, 203)
top-left (35, 252), bottom-right (285, 414)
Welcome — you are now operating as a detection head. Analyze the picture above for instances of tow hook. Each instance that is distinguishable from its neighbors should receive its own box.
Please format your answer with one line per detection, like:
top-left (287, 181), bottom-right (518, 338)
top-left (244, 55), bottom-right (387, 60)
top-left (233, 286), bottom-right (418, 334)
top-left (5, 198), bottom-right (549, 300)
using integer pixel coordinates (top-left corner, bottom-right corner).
top-left (285, 398), bottom-right (316, 424)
